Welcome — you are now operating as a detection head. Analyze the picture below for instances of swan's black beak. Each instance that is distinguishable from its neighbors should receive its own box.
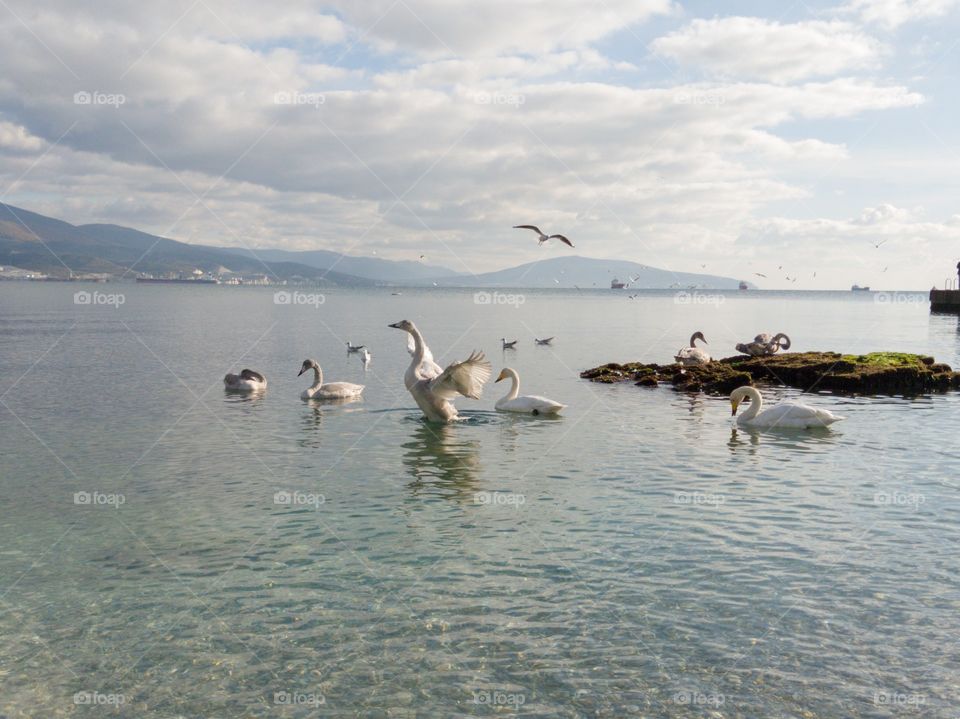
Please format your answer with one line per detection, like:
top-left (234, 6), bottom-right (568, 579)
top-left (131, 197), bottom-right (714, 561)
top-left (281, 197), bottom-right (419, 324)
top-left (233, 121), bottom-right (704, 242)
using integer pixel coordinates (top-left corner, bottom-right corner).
top-left (298, 367), bottom-right (306, 376)
top-left (388, 322), bottom-right (402, 329)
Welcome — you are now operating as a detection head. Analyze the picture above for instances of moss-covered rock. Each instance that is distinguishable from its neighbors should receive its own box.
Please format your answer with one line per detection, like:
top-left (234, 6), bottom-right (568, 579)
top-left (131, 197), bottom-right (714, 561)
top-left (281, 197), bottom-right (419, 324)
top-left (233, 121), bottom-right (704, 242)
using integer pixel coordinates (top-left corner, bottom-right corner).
top-left (581, 351), bottom-right (960, 396)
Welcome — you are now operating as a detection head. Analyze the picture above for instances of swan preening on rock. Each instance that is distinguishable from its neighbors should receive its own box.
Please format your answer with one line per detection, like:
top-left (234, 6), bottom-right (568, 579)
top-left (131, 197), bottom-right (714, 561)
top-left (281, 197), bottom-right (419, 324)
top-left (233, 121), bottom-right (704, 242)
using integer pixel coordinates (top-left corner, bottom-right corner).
top-left (730, 386), bottom-right (844, 429)
top-left (675, 331), bottom-right (710, 366)
top-left (224, 369), bottom-right (266, 391)
top-left (495, 368), bottom-right (565, 415)
top-left (298, 359), bottom-right (365, 400)
top-left (390, 319), bottom-right (492, 422)
top-left (736, 333), bottom-right (791, 357)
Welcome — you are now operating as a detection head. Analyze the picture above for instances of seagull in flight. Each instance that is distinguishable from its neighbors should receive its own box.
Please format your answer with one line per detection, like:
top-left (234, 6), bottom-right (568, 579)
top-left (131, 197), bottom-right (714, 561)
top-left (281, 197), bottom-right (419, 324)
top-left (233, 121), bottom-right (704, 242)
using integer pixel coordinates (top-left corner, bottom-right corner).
top-left (754, 273), bottom-right (767, 278)
top-left (871, 239), bottom-right (888, 249)
top-left (513, 225), bottom-right (574, 248)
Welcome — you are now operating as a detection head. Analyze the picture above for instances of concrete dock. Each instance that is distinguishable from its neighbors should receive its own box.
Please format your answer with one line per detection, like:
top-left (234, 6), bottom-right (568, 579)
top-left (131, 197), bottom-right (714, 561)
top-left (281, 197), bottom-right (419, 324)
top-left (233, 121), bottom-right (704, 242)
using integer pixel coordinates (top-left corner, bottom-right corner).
top-left (930, 289), bottom-right (960, 312)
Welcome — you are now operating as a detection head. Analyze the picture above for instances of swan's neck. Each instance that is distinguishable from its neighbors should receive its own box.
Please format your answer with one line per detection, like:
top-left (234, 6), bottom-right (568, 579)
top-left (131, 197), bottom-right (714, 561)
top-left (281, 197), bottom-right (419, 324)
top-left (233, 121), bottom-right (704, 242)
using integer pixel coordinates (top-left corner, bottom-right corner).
top-left (408, 328), bottom-right (426, 366)
top-left (311, 366), bottom-right (323, 389)
top-left (501, 370), bottom-right (520, 401)
top-left (741, 388), bottom-right (762, 420)
top-left (690, 334), bottom-right (700, 348)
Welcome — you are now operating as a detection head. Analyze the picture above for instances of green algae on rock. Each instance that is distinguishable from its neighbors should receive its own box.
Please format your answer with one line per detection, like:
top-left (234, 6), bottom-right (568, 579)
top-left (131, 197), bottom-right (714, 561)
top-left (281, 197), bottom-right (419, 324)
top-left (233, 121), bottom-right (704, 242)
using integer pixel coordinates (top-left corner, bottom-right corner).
top-left (580, 352), bottom-right (960, 396)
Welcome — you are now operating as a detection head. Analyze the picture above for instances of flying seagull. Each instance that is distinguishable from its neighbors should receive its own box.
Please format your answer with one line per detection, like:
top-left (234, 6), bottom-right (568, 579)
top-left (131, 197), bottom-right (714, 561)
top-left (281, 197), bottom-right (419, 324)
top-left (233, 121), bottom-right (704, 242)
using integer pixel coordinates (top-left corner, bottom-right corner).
top-left (513, 225), bottom-right (574, 248)
top-left (755, 273), bottom-right (767, 278)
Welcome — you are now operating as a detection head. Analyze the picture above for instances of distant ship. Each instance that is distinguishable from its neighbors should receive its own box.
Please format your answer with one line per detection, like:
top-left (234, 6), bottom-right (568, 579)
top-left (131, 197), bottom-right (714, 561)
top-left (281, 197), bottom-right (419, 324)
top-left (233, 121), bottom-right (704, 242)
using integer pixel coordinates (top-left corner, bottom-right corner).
top-left (739, 281), bottom-right (749, 291)
top-left (851, 284), bottom-right (870, 291)
top-left (610, 279), bottom-right (627, 289)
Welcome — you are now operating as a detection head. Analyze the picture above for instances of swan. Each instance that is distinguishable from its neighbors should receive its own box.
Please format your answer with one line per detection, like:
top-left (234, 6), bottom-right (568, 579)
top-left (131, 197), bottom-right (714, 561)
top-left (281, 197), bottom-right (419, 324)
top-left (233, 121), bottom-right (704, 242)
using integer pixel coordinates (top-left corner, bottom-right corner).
top-left (346, 341), bottom-right (365, 353)
top-left (535, 337), bottom-right (554, 345)
top-left (389, 319), bottom-right (492, 422)
top-left (737, 333), bottom-right (791, 356)
top-left (298, 359), bottom-right (365, 400)
top-left (494, 367), bottom-right (565, 415)
top-left (407, 333), bottom-right (443, 378)
top-left (675, 331), bottom-right (710, 366)
top-left (223, 369), bottom-right (266, 391)
top-left (501, 338), bottom-right (518, 350)
top-left (730, 386), bottom-right (845, 428)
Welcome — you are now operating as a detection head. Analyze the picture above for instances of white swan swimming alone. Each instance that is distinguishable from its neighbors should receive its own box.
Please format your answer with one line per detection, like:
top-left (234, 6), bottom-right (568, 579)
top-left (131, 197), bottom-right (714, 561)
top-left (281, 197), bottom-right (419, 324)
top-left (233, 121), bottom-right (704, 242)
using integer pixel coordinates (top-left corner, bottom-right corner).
top-left (298, 359), bottom-right (365, 400)
top-left (389, 319), bottom-right (492, 422)
top-left (224, 369), bottom-right (266, 391)
top-left (675, 331), bottom-right (710, 366)
top-left (730, 386), bottom-right (845, 429)
top-left (494, 367), bottom-right (565, 415)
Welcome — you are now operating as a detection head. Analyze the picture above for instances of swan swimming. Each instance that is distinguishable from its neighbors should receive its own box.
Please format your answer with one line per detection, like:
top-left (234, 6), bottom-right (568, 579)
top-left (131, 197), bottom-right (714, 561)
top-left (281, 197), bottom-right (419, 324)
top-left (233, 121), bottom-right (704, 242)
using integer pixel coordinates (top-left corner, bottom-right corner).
top-left (494, 368), bottom-right (565, 415)
top-left (675, 331), bottom-right (710, 366)
top-left (389, 319), bottom-right (492, 422)
top-left (223, 369), bottom-right (266, 391)
top-left (298, 359), bottom-right (365, 400)
top-left (730, 386), bottom-right (845, 429)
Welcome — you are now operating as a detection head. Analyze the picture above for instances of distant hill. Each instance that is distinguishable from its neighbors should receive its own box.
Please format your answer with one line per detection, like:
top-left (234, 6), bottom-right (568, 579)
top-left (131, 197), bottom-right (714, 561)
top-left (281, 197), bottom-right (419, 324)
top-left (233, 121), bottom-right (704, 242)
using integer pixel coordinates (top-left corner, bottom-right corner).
top-left (0, 203), bottom-right (749, 289)
top-left (216, 246), bottom-right (461, 283)
top-left (423, 255), bottom-right (750, 289)
top-left (0, 204), bottom-right (373, 286)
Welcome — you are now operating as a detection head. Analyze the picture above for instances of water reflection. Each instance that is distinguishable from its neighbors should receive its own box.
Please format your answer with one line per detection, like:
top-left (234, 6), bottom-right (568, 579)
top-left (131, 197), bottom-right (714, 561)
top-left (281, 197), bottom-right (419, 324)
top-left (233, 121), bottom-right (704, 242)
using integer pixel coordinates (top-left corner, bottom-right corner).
top-left (402, 419), bottom-right (481, 502)
top-left (297, 397), bottom-right (363, 448)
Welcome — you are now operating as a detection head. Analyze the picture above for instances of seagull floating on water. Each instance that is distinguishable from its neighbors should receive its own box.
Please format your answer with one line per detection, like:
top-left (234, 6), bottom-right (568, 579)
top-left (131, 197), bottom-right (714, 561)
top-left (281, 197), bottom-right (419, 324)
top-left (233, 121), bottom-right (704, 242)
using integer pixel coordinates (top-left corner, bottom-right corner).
top-left (346, 341), bottom-right (365, 353)
top-left (513, 225), bottom-right (574, 248)
top-left (501, 338), bottom-right (518, 350)
top-left (535, 337), bottom-right (554, 345)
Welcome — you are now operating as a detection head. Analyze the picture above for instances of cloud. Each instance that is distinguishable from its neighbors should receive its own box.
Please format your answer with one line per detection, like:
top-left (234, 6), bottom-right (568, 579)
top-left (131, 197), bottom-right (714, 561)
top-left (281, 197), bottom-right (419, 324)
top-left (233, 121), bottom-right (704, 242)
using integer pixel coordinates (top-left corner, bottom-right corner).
top-left (841, 0), bottom-right (960, 29)
top-left (651, 17), bottom-right (884, 83)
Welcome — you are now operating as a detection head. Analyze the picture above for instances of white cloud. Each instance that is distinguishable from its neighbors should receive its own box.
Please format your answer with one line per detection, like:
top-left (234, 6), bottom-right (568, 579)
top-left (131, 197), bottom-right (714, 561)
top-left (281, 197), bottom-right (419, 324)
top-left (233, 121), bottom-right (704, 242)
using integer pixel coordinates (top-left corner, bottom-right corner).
top-left (841, 0), bottom-right (960, 29)
top-left (651, 17), bottom-right (884, 83)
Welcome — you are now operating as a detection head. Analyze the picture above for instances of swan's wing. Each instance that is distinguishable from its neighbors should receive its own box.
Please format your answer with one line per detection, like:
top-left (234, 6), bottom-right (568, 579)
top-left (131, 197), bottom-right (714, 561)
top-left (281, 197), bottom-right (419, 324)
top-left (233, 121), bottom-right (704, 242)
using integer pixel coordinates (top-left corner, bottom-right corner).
top-left (406, 334), bottom-right (416, 357)
top-left (757, 402), bottom-right (843, 427)
top-left (428, 351), bottom-right (492, 400)
top-left (420, 358), bottom-right (443, 379)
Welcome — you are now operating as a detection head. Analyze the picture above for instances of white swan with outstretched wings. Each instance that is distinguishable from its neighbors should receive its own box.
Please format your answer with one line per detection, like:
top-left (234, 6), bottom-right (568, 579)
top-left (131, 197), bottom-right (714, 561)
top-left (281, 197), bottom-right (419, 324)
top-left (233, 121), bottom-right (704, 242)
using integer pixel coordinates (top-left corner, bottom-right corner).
top-left (390, 320), bottom-right (491, 422)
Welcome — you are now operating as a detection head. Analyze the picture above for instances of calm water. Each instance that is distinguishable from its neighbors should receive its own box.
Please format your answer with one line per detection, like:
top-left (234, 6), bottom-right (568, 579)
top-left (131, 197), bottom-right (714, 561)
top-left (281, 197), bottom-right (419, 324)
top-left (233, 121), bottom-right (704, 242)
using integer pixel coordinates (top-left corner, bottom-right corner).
top-left (1, 283), bottom-right (959, 718)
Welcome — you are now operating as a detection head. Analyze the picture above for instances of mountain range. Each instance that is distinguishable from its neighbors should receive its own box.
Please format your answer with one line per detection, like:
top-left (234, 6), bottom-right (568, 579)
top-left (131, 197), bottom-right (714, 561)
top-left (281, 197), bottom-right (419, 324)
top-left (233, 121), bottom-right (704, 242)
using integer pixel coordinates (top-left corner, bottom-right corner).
top-left (0, 203), bottom-right (748, 288)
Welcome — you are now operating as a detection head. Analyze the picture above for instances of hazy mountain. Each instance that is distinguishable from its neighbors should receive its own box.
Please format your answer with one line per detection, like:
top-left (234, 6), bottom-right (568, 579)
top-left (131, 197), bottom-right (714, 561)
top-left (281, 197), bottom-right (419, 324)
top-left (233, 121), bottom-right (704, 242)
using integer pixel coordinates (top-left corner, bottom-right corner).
top-left (216, 246), bottom-right (461, 283)
top-left (424, 255), bottom-right (750, 289)
top-left (0, 204), bottom-right (372, 285)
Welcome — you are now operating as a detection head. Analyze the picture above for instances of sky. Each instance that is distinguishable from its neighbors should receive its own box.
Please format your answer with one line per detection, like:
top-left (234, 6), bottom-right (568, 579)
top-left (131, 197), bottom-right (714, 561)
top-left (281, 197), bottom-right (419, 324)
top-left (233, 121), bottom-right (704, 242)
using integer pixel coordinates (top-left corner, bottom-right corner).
top-left (0, 0), bottom-right (958, 288)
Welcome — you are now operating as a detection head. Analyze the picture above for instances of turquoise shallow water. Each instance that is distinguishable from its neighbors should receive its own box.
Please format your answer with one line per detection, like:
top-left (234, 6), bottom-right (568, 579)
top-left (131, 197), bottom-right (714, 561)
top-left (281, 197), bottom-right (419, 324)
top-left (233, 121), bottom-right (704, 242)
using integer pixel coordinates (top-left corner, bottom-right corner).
top-left (1, 283), bottom-right (959, 718)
